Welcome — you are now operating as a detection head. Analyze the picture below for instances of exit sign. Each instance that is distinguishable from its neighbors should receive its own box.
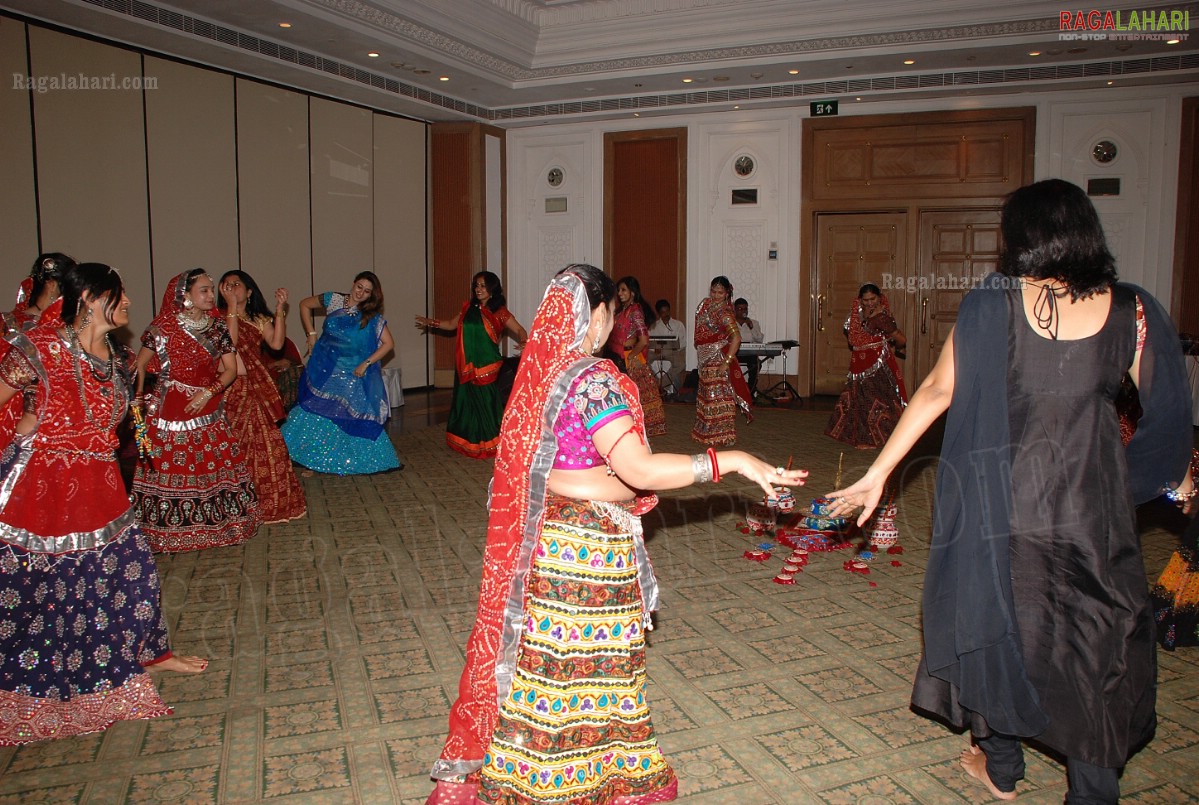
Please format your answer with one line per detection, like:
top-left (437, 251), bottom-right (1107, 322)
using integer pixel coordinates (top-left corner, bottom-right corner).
top-left (811, 100), bottom-right (839, 116)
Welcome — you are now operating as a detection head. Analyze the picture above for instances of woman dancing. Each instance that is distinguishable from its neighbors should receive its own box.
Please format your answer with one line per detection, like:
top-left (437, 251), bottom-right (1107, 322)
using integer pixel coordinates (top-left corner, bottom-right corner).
top-left (132, 269), bottom-right (261, 552)
top-left (691, 275), bottom-right (753, 446)
top-left (426, 264), bottom-right (807, 805)
top-left (283, 271), bottom-right (401, 474)
top-left (217, 270), bottom-right (307, 523)
top-left (610, 276), bottom-right (666, 437)
top-left (0, 263), bottom-right (205, 745)
top-left (416, 271), bottom-right (526, 459)
top-left (828, 179), bottom-right (1191, 803)
top-left (825, 283), bottom-right (908, 448)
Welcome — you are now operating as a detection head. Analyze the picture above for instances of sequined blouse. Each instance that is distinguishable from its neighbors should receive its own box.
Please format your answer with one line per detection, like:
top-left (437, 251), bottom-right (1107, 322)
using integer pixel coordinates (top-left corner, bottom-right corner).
top-left (552, 363), bottom-right (633, 469)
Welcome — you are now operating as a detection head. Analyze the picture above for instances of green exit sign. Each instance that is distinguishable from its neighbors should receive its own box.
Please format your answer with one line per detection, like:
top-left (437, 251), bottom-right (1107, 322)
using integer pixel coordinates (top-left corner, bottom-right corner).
top-left (810, 100), bottom-right (839, 116)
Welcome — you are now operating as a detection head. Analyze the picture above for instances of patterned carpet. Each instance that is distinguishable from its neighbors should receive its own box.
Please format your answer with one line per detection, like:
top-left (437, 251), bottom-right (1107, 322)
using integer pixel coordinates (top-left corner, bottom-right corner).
top-left (1, 402), bottom-right (1197, 804)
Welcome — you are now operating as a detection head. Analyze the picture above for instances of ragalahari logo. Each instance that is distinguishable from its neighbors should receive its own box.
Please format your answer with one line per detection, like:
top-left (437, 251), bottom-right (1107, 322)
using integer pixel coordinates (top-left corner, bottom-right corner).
top-left (1059, 9), bottom-right (1190, 40)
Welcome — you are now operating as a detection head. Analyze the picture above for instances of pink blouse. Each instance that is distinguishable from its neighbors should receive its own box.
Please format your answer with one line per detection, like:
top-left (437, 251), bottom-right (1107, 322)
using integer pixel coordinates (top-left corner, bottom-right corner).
top-left (552, 363), bottom-right (633, 469)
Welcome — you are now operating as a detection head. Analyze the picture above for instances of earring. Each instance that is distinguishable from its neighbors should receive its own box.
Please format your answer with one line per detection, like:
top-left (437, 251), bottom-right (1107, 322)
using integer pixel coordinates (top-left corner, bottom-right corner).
top-left (183, 298), bottom-right (194, 310)
top-left (80, 308), bottom-right (93, 328)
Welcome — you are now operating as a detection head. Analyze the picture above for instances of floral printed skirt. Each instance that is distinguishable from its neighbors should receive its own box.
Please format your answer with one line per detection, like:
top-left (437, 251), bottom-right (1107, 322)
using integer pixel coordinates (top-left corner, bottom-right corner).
top-left (0, 518), bottom-right (172, 745)
top-left (477, 496), bottom-right (676, 805)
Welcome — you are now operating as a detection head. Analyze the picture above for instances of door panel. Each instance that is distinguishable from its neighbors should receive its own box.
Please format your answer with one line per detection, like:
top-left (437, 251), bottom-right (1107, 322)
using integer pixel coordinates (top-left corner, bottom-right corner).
top-left (911, 209), bottom-right (1002, 386)
top-left (813, 213), bottom-right (906, 394)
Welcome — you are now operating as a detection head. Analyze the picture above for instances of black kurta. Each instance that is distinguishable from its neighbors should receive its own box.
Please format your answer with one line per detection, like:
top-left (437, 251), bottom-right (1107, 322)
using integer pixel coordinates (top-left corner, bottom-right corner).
top-left (912, 277), bottom-right (1191, 768)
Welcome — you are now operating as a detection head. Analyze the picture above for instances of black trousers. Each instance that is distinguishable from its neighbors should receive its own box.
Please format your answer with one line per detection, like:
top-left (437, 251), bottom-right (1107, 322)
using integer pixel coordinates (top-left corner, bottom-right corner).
top-left (978, 734), bottom-right (1120, 804)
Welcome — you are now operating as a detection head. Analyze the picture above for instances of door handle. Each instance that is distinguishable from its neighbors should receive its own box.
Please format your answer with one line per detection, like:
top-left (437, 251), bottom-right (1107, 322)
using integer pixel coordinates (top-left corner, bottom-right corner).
top-left (816, 294), bottom-right (825, 332)
top-left (921, 297), bottom-right (928, 334)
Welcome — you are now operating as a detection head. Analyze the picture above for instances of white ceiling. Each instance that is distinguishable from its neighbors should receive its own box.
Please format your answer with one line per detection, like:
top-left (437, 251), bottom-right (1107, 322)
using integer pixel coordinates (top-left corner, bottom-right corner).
top-left (4, 0), bottom-right (1197, 125)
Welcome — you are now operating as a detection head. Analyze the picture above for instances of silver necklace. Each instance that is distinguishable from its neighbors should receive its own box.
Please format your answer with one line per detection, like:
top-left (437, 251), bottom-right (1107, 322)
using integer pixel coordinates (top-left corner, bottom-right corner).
top-left (178, 311), bottom-right (212, 332)
top-left (64, 327), bottom-right (123, 431)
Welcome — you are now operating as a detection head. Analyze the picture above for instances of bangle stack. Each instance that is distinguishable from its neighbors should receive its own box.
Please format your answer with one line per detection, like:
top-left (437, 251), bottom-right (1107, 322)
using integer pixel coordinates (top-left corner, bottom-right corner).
top-left (690, 450), bottom-right (722, 484)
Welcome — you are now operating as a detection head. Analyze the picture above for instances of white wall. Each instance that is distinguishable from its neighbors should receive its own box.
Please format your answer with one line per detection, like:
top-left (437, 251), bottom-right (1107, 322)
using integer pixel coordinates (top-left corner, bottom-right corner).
top-left (505, 84), bottom-right (1194, 388)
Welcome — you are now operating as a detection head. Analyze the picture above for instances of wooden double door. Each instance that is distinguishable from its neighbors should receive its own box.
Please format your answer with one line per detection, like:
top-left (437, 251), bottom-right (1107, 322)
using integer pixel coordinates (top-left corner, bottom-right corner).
top-left (812, 208), bottom-right (1001, 394)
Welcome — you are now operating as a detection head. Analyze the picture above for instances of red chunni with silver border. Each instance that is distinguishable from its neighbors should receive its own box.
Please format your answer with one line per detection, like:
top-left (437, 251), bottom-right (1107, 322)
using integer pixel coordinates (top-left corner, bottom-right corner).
top-left (0, 327), bottom-right (173, 745)
top-left (132, 315), bottom-right (261, 552)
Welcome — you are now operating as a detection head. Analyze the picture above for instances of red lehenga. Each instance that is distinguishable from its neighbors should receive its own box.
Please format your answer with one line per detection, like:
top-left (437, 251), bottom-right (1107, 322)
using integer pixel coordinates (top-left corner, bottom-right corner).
top-left (611, 303), bottom-right (666, 437)
top-left (691, 298), bottom-right (752, 446)
top-left (224, 315), bottom-right (306, 523)
top-left (825, 297), bottom-right (908, 448)
top-left (132, 275), bottom-right (261, 553)
top-left (0, 321), bottom-right (174, 744)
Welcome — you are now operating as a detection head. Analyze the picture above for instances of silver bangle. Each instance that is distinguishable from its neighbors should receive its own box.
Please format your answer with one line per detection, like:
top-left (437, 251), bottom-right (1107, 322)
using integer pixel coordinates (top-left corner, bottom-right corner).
top-left (691, 453), bottom-right (712, 484)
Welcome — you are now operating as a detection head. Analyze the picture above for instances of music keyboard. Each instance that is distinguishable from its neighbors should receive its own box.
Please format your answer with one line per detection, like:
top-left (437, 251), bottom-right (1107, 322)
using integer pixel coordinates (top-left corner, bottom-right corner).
top-left (737, 343), bottom-right (783, 359)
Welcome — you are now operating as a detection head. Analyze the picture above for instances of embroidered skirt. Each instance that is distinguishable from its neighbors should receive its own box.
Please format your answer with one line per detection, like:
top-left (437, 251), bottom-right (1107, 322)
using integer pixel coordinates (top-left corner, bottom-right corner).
top-left (477, 496), bottom-right (676, 805)
top-left (626, 356), bottom-right (666, 438)
top-left (133, 417), bottom-right (261, 553)
top-left (0, 518), bottom-right (173, 745)
top-left (690, 344), bottom-right (736, 446)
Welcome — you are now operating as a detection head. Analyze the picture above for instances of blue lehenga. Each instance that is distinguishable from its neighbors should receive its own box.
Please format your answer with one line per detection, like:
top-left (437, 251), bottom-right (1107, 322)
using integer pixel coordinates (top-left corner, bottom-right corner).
top-left (281, 292), bottom-right (401, 474)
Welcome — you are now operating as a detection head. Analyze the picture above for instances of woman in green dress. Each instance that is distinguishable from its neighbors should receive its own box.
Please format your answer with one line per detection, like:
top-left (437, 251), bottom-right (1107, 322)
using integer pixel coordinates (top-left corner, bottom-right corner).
top-left (417, 271), bottom-right (527, 458)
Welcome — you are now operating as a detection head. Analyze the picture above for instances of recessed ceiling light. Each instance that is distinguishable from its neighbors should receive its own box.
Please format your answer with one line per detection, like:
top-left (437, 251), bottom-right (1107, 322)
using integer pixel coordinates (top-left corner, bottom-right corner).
top-left (1067, 47), bottom-right (1087, 54)
top-left (367, 52), bottom-right (379, 58)
top-left (1107, 80), bottom-right (1114, 85)
top-left (713, 76), bottom-right (730, 82)
top-left (439, 76), bottom-right (449, 81)
top-left (903, 59), bottom-right (915, 65)
top-left (682, 78), bottom-right (693, 83)
top-left (788, 69), bottom-right (799, 75)
top-left (413, 68), bottom-right (431, 75)
top-left (1167, 38), bottom-right (1181, 44)
top-left (855, 96), bottom-right (862, 101)
top-left (1028, 51), bottom-right (1041, 56)
top-left (733, 105), bottom-right (740, 109)
top-left (278, 22), bottom-right (292, 28)
top-left (633, 113), bottom-right (640, 117)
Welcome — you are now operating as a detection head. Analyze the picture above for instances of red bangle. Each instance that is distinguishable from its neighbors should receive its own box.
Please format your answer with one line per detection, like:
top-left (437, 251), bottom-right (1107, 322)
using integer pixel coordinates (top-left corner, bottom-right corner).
top-left (706, 447), bottom-right (720, 483)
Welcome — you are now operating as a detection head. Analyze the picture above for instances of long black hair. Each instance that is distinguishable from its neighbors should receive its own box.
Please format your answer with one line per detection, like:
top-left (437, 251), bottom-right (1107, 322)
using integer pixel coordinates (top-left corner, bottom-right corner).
top-left (471, 270), bottom-right (506, 313)
top-left (217, 270), bottom-right (272, 320)
top-left (999, 178), bottom-right (1118, 300)
top-left (616, 275), bottom-right (655, 325)
top-left (60, 263), bottom-right (123, 327)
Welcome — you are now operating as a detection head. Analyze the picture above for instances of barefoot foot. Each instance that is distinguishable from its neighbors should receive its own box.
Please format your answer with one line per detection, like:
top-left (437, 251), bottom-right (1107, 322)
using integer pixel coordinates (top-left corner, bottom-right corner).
top-left (148, 654), bottom-right (208, 674)
top-left (960, 746), bottom-right (1017, 800)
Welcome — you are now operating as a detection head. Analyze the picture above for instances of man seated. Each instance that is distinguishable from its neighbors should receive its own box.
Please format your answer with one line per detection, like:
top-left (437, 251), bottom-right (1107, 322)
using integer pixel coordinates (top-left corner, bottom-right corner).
top-left (648, 299), bottom-right (687, 398)
top-left (733, 298), bottom-right (765, 390)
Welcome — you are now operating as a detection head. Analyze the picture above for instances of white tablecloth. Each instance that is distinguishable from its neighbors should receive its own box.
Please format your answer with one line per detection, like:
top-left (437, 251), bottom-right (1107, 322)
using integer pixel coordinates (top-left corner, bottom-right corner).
top-left (382, 367), bottom-right (404, 408)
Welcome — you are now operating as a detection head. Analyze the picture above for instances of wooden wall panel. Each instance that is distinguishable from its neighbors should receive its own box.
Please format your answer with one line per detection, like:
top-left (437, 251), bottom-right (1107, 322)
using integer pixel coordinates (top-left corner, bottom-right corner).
top-left (310, 97), bottom-right (373, 296)
top-left (811, 116), bottom-right (1028, 200)
top-left (610, 138), bottom-right (679, 305)
top-left (430, 125), bottom-right (479, 378)
top-left (375, 114), bottom-right (428, 380)
top-left (29, 27), bottom-right (152, 336)
top-left (144, 57), bottom-right (238, 287)
top-left (1174, 97), bottom-right (1199, 334)
top-left (236, 79), bottom-right (311, 349)
top-left (0, 19), bottom-right (39, 273)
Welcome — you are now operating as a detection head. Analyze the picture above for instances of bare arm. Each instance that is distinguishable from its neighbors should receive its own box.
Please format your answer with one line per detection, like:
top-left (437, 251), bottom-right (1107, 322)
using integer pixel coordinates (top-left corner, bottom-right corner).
top-left (889, 326), bottom-right (907, 349)
top-left (135, 346), bottom-right (154, 398)
top-left (264, 288), bottom-right (288, 351)
top-left (299, 295), bottom-right (324, 355)
top-left (416, 313), bottom-right (461, 332)
top-left (505, 315), bottom-right (528, 346)
top-left (592, 418), bottom-right (807, 499)
top-left (827, 325), bottom-right (957, 524)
